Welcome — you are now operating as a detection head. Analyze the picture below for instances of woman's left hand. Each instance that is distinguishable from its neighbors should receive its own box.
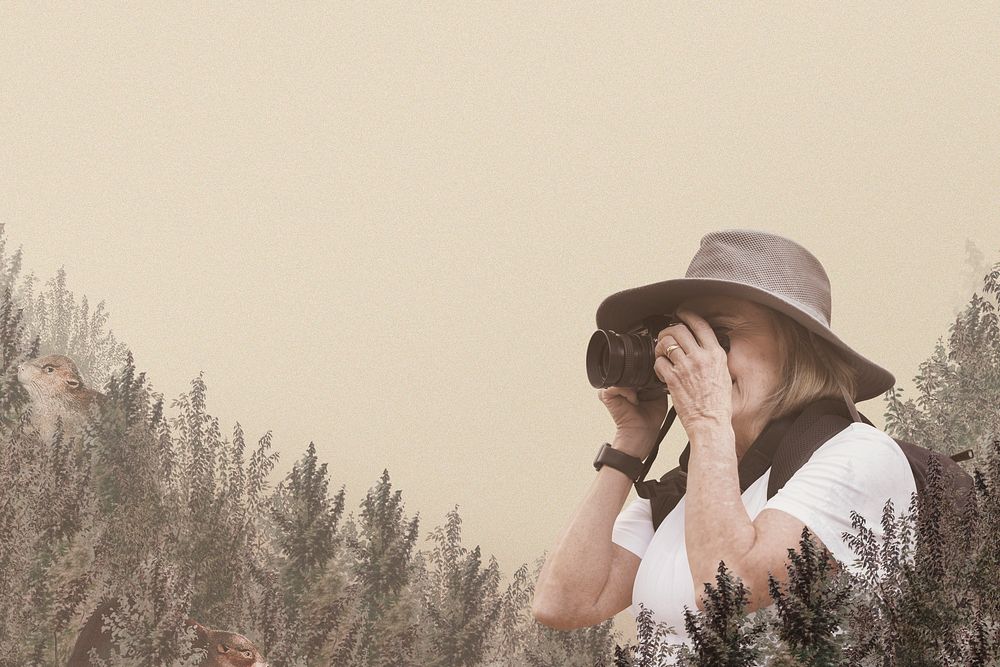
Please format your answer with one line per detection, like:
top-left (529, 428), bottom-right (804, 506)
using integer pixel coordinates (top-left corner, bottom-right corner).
top-left (654, 307), bottom-right (733, 432)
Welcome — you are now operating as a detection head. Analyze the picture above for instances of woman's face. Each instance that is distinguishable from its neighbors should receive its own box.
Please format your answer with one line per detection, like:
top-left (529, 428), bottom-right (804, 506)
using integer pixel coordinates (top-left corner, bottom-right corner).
top-left (673, 294), bottom-right (784, 457)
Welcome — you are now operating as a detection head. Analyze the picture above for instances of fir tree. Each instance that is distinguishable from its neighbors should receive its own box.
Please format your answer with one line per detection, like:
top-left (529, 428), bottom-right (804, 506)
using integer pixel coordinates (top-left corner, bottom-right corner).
top-left (763, 526), bottom-right (853, 666)
top-left (418, 505), bottom-right (503, 667)
top-left (0, 284), bottom-right (31, 426)
top-left (884, 258), bottom-right (1000, 470)
top-left (678, 560), bottom-right (768, 667)
top-left (480, 559), bottom-right (536, 666)
top-left (268, 440), bottom-right (350, 663)
top-left (346, 469), bottom-right (422, 666)
top-left (269, 441), bottom-right (346, 602)
top-left (611, 603), bottom-right (684, 667)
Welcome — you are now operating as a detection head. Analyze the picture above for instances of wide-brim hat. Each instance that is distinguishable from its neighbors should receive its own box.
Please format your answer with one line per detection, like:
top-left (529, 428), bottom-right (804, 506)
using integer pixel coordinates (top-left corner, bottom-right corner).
top-left (594, 228), bottom-right (895, 403)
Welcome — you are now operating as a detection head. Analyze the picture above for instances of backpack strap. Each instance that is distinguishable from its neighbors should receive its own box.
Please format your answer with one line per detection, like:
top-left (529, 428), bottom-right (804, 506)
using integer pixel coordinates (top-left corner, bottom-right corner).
top-left (766, 397), bottom-right (857, 500)
top-left (842, 387), bottom-right (863, 423)
top-left (645, 390), bottom-right (978, 532)
top-left (647, 398), bottom-right (849, 531)
top-left (771, 398), bottom-right (976, 517)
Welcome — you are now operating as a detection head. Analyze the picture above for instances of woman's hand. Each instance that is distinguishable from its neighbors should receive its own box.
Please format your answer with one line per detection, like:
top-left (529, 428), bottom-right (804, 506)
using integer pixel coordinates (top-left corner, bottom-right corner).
top-left (598, 385), bottom-right (668, 459)
top-left (653, 307), bottom-right (733, 432)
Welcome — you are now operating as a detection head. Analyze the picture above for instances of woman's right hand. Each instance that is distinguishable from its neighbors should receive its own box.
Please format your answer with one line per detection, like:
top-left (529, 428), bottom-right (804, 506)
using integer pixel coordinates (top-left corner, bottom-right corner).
top-left (598, 386), bottom-right (669, 460)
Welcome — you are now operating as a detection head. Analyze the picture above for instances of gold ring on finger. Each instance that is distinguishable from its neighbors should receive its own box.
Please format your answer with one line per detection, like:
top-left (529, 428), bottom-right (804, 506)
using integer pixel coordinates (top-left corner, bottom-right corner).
top-left (664, 344), bottom-right (681, 361)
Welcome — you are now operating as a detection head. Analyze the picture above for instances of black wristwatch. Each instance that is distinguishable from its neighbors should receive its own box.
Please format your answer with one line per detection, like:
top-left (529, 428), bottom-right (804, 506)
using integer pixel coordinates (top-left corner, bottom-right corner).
top-left (593, 442), bottom-right (645, 481)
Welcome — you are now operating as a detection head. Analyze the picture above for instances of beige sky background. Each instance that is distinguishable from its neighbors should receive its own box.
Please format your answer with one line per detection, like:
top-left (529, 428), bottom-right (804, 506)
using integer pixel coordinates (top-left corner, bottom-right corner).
top-left (3, 3), bottom-right (999, 638)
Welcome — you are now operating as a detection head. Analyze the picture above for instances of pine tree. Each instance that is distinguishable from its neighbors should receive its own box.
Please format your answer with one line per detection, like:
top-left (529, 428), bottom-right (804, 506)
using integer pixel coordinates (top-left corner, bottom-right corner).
top-left (418, 505), bottom-right (503, 667)
top-left (0, 225), bottom-right (33, 428)
top-left (884, 258), bottom-right (1000, 468)
top-left (839, 257), bottom-right (1000, 665)
top-left (763, 526), bottom-right (853, 665)
top-left (90, 351), bottom-right (166, 579)
top-left (678, 560), bottom-right (768, 667)
top-left (837, 500), bottom-right (910, 666)
top-left (0, 284), bottom-right (31, 427)
top-left (834, 488), bottom-right (972, 667)
top-left (519, 620), bottom-right (617, 667)
top-left (0, 414), bottom-right (47, 662)
top-left (339, 469), bottom-right (420, 666)
top-left (268, 440), bottom-right (351, 663)
top-left (169, 372), bottom-right (242, 624)
top-left (967, 443), bottom-right (1000, 623)
top-left (18, 264), bottom-right (128, 391)
top-left (611, 603), bottom-right (685, 667)
top-left (269, 441), bottom-right (346, 602)
top-left (68, 553), bottom-right (202, 667)
top-left (480, 559), bottom-right (536, 666)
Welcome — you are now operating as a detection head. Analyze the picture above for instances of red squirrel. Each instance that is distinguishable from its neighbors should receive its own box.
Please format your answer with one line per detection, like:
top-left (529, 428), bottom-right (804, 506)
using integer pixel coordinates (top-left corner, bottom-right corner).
top-left (66, 599), bottom-right (269, 667)
top-left (16, 354), bottom-right (106, 443)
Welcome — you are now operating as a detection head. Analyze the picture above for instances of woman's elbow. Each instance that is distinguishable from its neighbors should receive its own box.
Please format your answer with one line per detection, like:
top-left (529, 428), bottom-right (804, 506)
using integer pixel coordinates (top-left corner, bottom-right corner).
top-left (532, 604), bottom-right (584, 630)
top-left (532, 595), bottom-right (569, 629)
top-left (531, 607), bottom-right (559, 629)
top-left (531, 595), bottom-right (603, 630)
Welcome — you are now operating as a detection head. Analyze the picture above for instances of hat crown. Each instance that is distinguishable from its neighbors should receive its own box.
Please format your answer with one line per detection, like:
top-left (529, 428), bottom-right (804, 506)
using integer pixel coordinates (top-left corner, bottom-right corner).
top-left (593, 227), bottom-right (896, 402)
top-left (687, 229), bottom-right (832, 325)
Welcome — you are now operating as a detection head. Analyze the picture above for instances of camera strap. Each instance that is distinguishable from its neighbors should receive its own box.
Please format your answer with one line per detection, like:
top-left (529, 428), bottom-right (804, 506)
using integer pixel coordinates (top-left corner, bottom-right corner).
top-left (630, 400), bottom-right (816, 502)
top-left (632, 405), bottom-right (679, 500)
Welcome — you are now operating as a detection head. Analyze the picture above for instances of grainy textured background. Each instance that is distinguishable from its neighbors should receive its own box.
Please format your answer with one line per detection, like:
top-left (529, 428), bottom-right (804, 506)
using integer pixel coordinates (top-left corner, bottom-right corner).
top-left (3, 3), bottom-right (999, 640)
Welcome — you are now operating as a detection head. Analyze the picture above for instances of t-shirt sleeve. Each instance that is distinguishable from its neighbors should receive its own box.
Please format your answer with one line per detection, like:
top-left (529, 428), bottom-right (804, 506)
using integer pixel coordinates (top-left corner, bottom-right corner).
top-left (761, 423), bottom-right (918, 575)
top-left (612, 496), bottom-right (655, 559)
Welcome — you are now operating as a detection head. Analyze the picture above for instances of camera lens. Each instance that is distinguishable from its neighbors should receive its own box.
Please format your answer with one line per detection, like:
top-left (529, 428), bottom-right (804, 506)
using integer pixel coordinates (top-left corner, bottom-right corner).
top-left (586, 316), bottom-right (731, 393)
top-left (587, 329), bottom-right (660, 390)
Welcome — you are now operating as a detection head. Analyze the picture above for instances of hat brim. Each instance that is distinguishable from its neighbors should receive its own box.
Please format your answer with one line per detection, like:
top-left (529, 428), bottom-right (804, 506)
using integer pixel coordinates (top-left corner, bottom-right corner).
top-left (595, 277), bottom-right (895, 403)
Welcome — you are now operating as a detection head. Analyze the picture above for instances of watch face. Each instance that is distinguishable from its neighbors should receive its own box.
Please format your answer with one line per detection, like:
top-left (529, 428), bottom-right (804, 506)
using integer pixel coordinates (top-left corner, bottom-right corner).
top-left (593, 443), bottom-right (643, 480)
top-left (593, 442), bottom-right (610, 468)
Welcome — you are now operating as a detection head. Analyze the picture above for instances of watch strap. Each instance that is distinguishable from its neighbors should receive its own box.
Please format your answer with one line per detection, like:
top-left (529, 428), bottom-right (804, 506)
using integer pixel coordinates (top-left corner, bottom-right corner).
top-left (593, 442), bottom-right (645, 481)
top-left (592, 405), bottom-right (680, 498)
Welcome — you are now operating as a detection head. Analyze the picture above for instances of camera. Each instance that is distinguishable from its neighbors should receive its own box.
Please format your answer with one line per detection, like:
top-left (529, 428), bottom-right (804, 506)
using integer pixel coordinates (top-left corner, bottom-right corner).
top-left (586, 313), bottom-right (731, 401)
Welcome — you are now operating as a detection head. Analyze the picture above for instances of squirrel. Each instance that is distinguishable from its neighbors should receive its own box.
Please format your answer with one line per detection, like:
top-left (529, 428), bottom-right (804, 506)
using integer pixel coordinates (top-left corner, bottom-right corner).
top-left (66, 598), bottom-right (269, 667)
top-left (16, 354), bottom-right (106, 443)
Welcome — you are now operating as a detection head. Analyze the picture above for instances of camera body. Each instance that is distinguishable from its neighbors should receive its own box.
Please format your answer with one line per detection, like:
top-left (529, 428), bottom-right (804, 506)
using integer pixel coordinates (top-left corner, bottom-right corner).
top-left (586, 313), bottom-right (731, 401)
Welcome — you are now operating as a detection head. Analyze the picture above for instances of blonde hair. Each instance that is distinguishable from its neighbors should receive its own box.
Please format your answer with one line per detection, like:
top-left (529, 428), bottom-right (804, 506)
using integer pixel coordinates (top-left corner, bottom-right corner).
top-left (756, 306), bottom-right (860, 424)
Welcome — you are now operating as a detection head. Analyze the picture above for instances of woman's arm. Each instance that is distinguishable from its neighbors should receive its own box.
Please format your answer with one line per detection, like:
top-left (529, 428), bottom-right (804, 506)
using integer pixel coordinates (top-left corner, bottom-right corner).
top-left (531, 433), bottom-right (648, 629)
top-left (684, 418), bottom-right (759, 610)
top-left (684, 418), bottom-right (834, 613)
top-left (686, 420), bottom-right (904, 613)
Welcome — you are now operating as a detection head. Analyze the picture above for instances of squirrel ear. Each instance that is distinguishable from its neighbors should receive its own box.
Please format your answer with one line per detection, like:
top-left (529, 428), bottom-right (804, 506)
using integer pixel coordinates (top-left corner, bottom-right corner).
top-left (185, 619), bottom-right (208, 637)
top-left (190, 624), bottom-right (211, 647)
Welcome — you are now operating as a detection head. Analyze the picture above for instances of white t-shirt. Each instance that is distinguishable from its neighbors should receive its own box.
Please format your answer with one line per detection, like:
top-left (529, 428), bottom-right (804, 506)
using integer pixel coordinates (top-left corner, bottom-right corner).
top-left (611, 421), bottom-right (918, 656)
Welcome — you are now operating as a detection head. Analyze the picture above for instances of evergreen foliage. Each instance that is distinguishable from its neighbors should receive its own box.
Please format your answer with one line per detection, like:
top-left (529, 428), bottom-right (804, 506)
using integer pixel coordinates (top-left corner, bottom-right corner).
top-left (419, 506), bottom-right (503, 667)
top-left (678, 560), bottom-right (768, 666)
top-left (884, 256), bottom-right (1000, 461)
top-left (15, 250), bottom-right (129, 392)
top-left (763, 527), bottom-right (853, 665)
top-left (612, 604), bottom-right (685, 667)
top-left (269, 440), bottom-right (349, 664)
top-left (0, 223), bottom-right (997, 666)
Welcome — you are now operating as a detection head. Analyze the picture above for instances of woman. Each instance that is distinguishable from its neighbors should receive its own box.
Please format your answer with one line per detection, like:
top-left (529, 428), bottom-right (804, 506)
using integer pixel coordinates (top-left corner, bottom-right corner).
top-left (531, 229), bottom-right (917, 653)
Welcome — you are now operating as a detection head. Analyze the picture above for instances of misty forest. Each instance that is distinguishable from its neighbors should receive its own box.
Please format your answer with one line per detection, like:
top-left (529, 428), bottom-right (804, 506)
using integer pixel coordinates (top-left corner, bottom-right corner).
top-left (2, 222), bottom-right (1000, 667)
